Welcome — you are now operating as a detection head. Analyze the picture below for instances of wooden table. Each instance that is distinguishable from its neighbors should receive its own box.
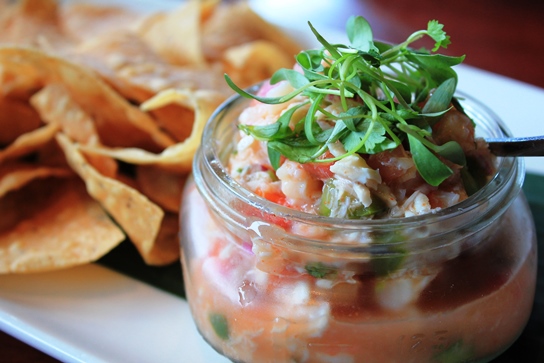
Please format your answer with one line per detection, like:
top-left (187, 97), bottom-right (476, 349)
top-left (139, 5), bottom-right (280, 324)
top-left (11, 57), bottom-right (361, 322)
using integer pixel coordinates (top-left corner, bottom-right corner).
top-left (1, 0), bottom-right (543, 361)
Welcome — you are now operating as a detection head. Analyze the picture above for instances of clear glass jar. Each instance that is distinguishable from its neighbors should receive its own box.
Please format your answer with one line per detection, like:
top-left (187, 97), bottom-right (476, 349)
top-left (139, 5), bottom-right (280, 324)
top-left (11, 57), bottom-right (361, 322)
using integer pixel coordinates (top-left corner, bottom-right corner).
top-left (180, 88), bottom-right (537, 363)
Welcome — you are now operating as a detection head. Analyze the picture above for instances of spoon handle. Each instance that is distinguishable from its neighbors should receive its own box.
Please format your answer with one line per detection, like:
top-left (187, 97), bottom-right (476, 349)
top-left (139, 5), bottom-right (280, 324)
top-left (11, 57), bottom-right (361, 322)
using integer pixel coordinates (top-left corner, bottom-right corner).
top-left (486, 136), bottom-right (544, 157)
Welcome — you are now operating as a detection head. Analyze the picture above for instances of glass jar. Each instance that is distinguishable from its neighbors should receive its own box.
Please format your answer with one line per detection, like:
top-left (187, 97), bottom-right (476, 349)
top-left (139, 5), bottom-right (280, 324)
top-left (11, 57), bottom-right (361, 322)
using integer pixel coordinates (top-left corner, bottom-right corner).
top-left (180, 87), bottom-right (537, 363)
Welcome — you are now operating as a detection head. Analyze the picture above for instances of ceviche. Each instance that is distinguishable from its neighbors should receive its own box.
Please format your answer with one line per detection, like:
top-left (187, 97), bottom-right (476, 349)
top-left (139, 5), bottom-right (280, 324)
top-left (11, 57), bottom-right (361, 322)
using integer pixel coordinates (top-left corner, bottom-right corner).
top-left (180, 16), bottom-right (537, 363)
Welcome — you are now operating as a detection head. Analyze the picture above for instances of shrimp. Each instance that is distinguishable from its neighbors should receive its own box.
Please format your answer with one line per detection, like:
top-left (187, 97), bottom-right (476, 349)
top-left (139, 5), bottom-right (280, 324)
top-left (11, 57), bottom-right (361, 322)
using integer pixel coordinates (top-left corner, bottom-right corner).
top-left (276, 160), bottom-right (322, 209)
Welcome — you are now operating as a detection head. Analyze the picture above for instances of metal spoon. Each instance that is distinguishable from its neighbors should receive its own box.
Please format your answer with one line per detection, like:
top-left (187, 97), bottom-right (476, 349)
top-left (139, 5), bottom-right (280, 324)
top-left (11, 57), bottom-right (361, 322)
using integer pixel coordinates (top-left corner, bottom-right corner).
top-left (485, 135), bottom-right (544, 157)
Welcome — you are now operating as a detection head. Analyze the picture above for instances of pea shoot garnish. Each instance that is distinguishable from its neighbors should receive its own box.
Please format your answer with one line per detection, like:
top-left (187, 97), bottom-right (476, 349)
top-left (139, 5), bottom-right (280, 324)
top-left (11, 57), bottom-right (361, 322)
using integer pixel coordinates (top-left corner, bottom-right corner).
top-left (225, 16), bottom-right (466, 186)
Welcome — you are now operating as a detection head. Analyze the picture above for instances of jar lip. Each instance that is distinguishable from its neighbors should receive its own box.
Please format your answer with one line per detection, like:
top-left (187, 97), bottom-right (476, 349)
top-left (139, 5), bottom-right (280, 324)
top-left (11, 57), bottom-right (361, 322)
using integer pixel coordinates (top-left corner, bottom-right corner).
top-left (199, 84), bottom-right (525, 230)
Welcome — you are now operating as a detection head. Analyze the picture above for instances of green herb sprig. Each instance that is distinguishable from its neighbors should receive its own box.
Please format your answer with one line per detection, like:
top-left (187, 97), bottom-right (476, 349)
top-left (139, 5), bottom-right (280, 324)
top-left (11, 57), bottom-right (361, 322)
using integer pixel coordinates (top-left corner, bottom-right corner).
top-left (225, 16), bottom-right (466, 186)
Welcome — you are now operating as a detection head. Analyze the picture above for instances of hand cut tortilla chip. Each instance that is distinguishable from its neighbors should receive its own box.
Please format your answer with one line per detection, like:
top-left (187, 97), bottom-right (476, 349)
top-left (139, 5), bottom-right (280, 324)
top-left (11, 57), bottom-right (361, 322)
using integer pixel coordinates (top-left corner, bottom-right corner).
top-left (72, 31), bottom-right (231, 104)
top-left (30, 83), bottom-right (118, 177)
top-left (0, 95), bottom-right (43, 146)
top-left (143, 212), bottom-right (181, 265)
top-left (0, 0), bottom-right (73, 52)
top-left (56, 132), bottom-right (166, 265)
top-left (223, 40), bottom-right (296, 88)
top-left (0, 46), bottom-right (175, 151)
top-left (201, 2), bottom-right (302, 62)
top-left (30, 84), bottom-right (99, 143)
top-left (60, 2), bottom-right (143, 43)
top-left (0, 177), bottom-right (125, 273)
top-left (136, 165), bottom-right (187, 213)
top-left (80, 88), bottom-right (224, 173)
top-left (0, 0), bottom-right (305, 272)
top-left (137, 0), bottom-right (219, 66)
top-left (0, 123), bottom-right (60, 164)
top-left (0, 162), bottom-right (72, 198)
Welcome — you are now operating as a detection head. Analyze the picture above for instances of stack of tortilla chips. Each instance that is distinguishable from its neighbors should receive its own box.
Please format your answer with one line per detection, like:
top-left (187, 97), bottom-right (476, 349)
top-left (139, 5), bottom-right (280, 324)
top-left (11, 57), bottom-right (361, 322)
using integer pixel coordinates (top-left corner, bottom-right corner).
top-left (0, 0), bottom-right (301, 273)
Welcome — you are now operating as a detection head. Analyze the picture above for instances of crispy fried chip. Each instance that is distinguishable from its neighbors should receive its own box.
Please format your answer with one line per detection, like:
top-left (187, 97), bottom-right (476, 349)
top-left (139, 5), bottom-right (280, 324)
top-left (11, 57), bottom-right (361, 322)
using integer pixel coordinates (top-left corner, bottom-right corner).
top-left (72, 32), bottom-right (231, 103)
top-left (137, 165), bottom-right (187, 213)
top-left (0, 162), bottom-right (72, 198)
top-left (60, 2), bottom-right (143, 43)
top-left (0, 46), bottom-right (175, 151)
top-left (31, 84), bottom-right (99, 143)
top-left (56, 132), bottom-right (166, 265)
top-left (201, 2), bottom-right (302, 62)
top-left (137, 0), bottom-right (219, 66)
top-left (0, 177), bottom-right (125, 273)
top-left (81, 89), bottom-right (224, 172)
top-left (0, 0), bottom-right (303, 272)
top-left (143, 212), bottom-right (181, 265)
top-left (0, 95), bottom-right (43, 146)
top-left (30, 83), bottom-right (118, 177)
top-left (0, 123), bottom-right (60, 164)
top-left (0, 0), bottom-right (72, 51)
top-left (223, 40), bottom-right (295, 87)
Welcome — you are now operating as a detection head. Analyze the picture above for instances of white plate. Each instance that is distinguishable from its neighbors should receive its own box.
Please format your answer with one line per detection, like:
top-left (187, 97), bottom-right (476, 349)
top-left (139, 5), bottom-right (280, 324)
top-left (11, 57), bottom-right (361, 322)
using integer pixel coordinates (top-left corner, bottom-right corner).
top-left (1, 1), bottom-right (543, 363)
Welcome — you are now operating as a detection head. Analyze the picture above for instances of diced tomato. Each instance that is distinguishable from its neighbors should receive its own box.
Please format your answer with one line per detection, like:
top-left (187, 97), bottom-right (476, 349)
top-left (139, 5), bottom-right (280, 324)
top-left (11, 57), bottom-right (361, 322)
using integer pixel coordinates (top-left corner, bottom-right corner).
top-left (255, 188), bottom-right (287, 206)
top-left (301, 151), bottom-right (335, 180)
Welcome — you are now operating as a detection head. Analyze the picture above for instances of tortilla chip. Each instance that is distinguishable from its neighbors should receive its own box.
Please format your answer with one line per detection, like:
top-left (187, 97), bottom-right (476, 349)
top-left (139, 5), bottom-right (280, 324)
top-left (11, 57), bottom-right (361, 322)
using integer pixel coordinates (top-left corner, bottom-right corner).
top-left (72, 31), bottom-right (231, 103)
top-left (0, 177), bottom-right (125, 273)
top-left (30, 83), bottom-right (98, 143)
top-left (0, 0), bottom-right (305, 272)
top-left (0, 0), bottom-right (72, 51)
top-left (56, 132), bottom-right (166, 265)
top-left (0, 95), bottom-right (43, 146)
top-left (201, 2), bottom-right (302, 62)
top-left (80, 88), bottom-right (223, 172)
top-left (0, 162), bottom-right (72, 198)
top-left (60, 2), bottom-right (143, 43)
top-left (0, 46), bottom-right (175, 151)
top-left (137, 0), bottom-right (219, 66)
top-left (136, 165), bottom-right (187, 213)
top-left (0, 123), bottom-right (60, 164)
top-left (142, 212), bottom-right (180, 265)
top-left (30, 83), bottom-right (118, 177)
top-left (223, 40), bottom-right (296, 88)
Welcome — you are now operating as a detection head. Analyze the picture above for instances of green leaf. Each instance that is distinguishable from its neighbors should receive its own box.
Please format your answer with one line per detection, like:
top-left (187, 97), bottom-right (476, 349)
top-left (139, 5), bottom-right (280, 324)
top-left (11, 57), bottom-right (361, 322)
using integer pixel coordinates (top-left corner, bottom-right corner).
top-left (239, 102), bottom-right (304, 141)
top-left (308, 21), bottom-right (342, 60)
top-left (268, 139), bottom-right (321, 164)
top-left (224, 74), bottom-right (300, 104)
top-left (296, 50), bottom-right (328, 81)
top-left (408, 134), bottom-right (453, 186)
top-left (268, 144), bottom-right (282, 170)
top-left (422, 78), bottom-right (456, 115)
top-left (427, 20), bottom-right (451, 51)
top-left (406, 53), bottom-right (465, 86)
top-left (346, 15), bottom-right (375, 52)
top-left (434, 140), bottom-right (466, 166)
top-left (270, 68), bottom-right (310, 88)
top-left (304, 94), bottom-right (325, 144)
top-left (239, 123), bottom-right (280, 140)
top-left (342, 118), bottom-right (388, 154)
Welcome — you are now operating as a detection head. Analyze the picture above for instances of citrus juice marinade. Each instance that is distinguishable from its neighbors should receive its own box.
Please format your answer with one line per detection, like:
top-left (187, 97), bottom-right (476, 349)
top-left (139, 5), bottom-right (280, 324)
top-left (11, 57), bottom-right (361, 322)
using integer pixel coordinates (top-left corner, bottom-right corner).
top-left (183, 183), bottom-right (536, 363)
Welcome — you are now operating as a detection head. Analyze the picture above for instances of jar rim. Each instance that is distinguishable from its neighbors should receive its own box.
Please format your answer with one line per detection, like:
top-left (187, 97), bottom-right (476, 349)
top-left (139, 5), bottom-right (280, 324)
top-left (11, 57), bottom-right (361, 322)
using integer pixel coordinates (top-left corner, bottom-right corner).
top-left (196, 84), bottom-right (525, 234)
